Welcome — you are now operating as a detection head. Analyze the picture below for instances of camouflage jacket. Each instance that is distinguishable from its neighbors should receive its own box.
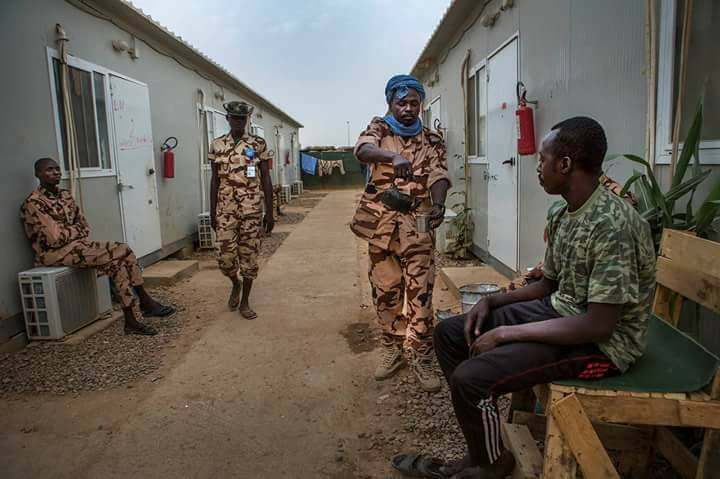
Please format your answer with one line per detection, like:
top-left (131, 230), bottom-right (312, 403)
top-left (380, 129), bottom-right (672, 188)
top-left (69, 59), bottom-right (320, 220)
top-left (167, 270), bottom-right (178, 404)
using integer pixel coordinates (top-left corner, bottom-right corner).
top-left (350, 117), bottom-right (450, 249)
top-left (544, 186), bottom-right (656, 372)
top-left (20, 186), bottom-right (91, 265)
top-left (209, 132), bottom-right (271, 216)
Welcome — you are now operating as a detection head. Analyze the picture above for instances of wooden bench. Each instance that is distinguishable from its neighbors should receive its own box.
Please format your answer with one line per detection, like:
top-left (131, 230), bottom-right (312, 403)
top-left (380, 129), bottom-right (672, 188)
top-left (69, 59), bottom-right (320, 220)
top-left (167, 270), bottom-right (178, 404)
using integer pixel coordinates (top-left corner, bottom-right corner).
top-left (509, 230), bottom-right (720, 478)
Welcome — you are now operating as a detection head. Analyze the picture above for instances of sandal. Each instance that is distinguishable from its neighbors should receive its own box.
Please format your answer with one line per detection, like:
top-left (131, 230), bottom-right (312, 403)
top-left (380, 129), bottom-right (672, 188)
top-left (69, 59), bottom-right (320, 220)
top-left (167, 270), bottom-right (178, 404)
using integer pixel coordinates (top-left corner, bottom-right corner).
top-left (238, 305), bottom-right (258, 320)
top-left (391, 452), bottom-right (444, 478)
top-left (142, 304), bottom-right (176, 318)
top-left (124, 323), bottom-right (158, 336)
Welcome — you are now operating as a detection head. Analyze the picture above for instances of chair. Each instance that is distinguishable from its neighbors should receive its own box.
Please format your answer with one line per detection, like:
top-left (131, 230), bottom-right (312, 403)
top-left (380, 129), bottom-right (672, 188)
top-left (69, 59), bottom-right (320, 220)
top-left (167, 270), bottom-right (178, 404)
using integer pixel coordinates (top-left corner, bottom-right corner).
top-left (508, 230), bottom-right (720, 478)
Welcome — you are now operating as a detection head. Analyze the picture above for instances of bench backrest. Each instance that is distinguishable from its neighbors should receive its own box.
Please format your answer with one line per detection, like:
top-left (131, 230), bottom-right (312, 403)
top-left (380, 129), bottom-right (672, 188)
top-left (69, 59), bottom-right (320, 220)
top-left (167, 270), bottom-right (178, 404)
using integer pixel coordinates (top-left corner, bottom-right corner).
top-left (653, 229), bottom-right (720, 326)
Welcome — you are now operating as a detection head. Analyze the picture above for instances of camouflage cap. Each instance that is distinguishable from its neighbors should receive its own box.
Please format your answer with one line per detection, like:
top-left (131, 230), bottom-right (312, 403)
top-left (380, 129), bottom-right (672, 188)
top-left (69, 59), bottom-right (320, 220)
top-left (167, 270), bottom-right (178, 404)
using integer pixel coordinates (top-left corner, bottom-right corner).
top-left (223, 101), bottom-right (253, 117)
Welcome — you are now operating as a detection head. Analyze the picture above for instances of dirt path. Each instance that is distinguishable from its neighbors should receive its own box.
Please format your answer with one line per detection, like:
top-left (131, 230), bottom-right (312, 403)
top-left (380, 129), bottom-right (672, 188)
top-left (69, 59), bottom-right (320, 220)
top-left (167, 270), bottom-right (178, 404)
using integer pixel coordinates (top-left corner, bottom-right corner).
top-left (1, 190), bottom-right (397, 478)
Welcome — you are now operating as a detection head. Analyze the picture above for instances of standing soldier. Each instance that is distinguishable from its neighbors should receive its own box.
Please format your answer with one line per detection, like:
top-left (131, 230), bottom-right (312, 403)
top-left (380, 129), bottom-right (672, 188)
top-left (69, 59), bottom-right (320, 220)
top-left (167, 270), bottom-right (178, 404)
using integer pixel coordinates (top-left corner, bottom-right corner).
top-left (352, 75), bottom-right (450, 392)
top-left (209, 101), bottom-right (274, 320)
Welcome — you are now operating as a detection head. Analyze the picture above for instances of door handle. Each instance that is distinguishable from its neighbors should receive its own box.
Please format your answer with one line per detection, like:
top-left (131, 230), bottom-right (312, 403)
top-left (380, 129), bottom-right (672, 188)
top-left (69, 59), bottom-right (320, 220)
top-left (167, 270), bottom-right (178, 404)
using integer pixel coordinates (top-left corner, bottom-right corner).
top-left (117, 182), bottom-right (134, 191)
top-left (502, 157), bottom-right (516, 167)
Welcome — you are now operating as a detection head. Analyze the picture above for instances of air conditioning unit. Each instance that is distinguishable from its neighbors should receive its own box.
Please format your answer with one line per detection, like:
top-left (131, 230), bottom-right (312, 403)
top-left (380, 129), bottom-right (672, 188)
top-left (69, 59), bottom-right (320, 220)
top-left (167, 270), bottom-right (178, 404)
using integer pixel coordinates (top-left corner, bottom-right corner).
top-left (198, 212), bottom-right (216, 249)
top-left (280, 184), bottom-right (291, 204)
top-left (18, 267), bottom-right (113, 340)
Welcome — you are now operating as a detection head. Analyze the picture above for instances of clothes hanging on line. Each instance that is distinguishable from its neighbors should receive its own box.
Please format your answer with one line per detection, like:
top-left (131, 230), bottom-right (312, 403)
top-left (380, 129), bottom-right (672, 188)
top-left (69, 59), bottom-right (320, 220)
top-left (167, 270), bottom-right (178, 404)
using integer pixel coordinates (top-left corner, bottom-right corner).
top-left (318, 159), bottom-right (346, 176)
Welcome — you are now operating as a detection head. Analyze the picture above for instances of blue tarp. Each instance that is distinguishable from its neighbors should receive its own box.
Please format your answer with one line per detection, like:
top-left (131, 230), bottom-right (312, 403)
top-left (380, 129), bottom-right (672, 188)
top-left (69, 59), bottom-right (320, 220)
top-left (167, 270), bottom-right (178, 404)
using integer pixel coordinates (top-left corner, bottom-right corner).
top-left (301, 153), bottom-right (318, 175)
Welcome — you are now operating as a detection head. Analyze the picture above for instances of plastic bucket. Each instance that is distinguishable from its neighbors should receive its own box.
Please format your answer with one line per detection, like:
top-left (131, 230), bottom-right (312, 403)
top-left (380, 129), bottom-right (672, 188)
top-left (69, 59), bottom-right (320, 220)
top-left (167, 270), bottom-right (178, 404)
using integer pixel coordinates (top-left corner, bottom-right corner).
top-left (459, 283), bottom-right (500, 313)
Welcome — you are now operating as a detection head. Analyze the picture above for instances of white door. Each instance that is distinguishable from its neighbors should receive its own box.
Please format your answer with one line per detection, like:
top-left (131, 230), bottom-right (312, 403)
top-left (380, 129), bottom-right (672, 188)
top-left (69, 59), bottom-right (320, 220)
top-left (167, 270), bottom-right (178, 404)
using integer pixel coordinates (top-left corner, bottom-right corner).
top-left (486, 38), bottom-right (518, 270)
top-left (109, 75), bottom-right (162, 258)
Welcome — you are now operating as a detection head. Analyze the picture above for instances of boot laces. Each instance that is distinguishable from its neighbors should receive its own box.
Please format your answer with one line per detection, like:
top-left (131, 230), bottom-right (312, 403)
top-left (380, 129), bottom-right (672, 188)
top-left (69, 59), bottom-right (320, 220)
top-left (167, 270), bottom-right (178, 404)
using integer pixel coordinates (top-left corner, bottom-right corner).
top-left (412, 343), bottom-right (435, 379)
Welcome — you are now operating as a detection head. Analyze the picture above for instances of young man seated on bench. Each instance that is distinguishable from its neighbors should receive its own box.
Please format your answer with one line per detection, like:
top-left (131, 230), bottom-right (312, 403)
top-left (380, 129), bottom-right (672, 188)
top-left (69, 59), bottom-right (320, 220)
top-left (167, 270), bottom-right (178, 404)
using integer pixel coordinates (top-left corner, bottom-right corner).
top-left (392, 117), bottom-right (656, 479)
top-left (20, 158), bottom-right (175, 336)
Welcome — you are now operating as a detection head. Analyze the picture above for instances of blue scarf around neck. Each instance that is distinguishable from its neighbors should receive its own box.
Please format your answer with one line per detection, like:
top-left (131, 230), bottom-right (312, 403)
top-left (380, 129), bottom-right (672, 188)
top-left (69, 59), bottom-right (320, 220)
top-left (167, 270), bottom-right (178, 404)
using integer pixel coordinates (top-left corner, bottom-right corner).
top-left (383, 114), bottom-right (422, 137)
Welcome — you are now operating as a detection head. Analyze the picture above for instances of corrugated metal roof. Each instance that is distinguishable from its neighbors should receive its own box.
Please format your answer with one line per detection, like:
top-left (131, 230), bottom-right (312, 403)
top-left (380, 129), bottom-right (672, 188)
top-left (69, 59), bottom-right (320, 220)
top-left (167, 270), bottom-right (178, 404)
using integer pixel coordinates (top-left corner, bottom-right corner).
top-left (84, 0), bottom-right (303, 128)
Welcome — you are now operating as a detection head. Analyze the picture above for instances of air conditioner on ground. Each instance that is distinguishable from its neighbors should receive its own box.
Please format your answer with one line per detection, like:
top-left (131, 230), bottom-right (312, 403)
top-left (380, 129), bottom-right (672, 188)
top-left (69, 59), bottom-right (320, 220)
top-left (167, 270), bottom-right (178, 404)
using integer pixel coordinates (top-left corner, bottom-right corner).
top-left (198, 212), bottom-right (216, 249)
top-left (280, 184), bottom-right (291, 204)
top-left (18, 267), bottom-right (113, 340)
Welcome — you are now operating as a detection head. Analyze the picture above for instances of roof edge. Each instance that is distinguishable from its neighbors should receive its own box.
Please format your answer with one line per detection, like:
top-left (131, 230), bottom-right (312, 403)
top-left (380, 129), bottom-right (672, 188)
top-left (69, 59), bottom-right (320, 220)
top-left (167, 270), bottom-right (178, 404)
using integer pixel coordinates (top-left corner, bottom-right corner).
top-left (70, 0), bottom-right (303, 128)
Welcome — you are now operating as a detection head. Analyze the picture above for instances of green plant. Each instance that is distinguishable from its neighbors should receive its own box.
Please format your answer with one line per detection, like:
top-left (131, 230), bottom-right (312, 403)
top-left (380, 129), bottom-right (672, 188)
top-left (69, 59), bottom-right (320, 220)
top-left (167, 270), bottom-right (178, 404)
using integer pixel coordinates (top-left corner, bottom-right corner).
top-left (614, 102), bottom-right (720, 249)
top-left (446, 190), bottom-right (475, 259)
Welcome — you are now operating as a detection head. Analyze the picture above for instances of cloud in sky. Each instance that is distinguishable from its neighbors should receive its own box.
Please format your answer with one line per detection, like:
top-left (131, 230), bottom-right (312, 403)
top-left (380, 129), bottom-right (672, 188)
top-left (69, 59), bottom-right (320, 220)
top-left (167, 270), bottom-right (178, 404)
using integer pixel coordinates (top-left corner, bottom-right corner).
top-left (131, 0), bottom-right (451, 146)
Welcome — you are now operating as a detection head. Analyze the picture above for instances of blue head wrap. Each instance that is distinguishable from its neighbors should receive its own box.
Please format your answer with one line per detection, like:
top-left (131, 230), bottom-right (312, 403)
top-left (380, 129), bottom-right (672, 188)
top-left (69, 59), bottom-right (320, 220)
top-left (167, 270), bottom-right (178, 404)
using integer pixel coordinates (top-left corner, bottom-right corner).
top-left (383, 74), bottom-right (425, 137)
top-left (384, 74), bottom-right (426, 104)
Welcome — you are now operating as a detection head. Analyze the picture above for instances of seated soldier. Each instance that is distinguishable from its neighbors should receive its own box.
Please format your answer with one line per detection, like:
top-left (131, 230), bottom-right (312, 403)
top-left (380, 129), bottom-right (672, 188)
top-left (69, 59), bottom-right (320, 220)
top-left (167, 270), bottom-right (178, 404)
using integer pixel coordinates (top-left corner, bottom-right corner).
top-left (393, 118), bottom-right (656, 478)
top-left (507, 175), bottom-right (637, 291)
top-left (20, 158), bottom-right (175, 336)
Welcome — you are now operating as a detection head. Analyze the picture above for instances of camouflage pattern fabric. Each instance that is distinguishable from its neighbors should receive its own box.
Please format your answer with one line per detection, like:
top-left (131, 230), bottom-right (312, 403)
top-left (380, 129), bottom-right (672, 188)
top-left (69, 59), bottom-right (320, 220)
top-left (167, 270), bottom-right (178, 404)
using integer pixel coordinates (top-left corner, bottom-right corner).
top-left (507, 175), bottom-right (638, 292)
top-left (350, 117), bottom-right (450, 250)
top-left (544, 186), bottom-right (656, 372)
top-left (209, 132), bottom-right (270, 279)
top-left (369, 215), bottom-right (435, 350)
top-left (215, 211), bottom-right (262, 280)
top-left (209, 132), bottom-right (271, 217)
top-left (20, 187), bottom-right (144, 318)
top-left (352, 117), bottom-right (450, 350)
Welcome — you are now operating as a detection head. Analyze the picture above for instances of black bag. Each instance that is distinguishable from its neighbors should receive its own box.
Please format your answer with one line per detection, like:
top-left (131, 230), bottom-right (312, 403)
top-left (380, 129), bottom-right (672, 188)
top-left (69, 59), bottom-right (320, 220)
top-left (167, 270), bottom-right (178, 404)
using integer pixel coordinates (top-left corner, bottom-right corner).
top-left (380, 185), bottom-right (414, 213)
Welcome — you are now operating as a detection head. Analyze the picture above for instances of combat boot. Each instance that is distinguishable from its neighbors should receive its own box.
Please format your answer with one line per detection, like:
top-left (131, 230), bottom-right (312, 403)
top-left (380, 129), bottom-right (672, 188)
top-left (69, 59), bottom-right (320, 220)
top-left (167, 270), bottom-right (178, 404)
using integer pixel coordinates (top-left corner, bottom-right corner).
top-left (375, 335), bottom-right (405, 380)
top-left (409, 342), bottom-right (441, 393)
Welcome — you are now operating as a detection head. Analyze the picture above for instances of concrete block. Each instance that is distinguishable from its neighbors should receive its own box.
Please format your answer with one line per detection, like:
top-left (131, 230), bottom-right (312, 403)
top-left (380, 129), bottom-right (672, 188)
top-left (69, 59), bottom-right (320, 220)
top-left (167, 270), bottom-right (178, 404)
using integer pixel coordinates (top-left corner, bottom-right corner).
top-left (142, 260), bottom-right (199, 287)
top-left (172, 246), bottom-right (195, 260)
top-left (440, 266), bottom-right (510, 301)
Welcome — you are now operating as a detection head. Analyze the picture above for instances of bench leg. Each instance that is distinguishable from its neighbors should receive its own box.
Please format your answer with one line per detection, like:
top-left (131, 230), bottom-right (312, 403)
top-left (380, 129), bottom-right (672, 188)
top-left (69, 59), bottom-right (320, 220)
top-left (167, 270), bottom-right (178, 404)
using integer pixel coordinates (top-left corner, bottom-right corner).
top-left (696, 429), bottom-right (720, 479)
top-left (510, 388), bottom-right (536, 420)
top-left (543, 391), bottom-right (577, 479)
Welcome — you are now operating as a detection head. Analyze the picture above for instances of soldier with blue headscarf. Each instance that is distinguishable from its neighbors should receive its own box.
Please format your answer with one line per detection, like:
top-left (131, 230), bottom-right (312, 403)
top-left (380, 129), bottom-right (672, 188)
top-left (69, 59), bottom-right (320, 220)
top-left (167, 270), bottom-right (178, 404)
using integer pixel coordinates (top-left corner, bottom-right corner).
top-left (350, 74), bottom-right (451, 393)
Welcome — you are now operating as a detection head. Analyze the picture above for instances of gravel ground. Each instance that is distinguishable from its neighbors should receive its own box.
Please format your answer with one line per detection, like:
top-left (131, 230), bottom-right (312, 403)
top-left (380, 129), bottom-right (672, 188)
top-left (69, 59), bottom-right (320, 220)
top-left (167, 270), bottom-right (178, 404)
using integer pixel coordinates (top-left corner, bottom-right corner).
top-left (277, 212), bottom-right (305, 224)
top-left (0, 220), bottom-right (296, 397)
top-left (434, 250), bottom-right (484, 269)
top-left (0, 288), bottom-right (187, 396)
top-left (364, 366), bottom-right (510, 464)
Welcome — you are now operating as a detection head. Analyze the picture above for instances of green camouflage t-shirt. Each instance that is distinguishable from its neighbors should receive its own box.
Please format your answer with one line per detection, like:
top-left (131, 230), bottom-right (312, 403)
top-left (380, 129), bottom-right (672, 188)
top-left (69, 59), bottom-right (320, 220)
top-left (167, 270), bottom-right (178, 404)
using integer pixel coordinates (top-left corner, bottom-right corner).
top-left (543, 186), bottom-right (656, 372)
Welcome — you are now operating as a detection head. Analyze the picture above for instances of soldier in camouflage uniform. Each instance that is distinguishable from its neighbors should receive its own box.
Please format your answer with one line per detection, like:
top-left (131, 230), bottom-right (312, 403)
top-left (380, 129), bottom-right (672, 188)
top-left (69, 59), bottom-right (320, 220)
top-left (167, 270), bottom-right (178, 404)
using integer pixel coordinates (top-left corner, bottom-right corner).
top-left (397, 118), bottom-right (656, 478)
top-left (352, 75), bottom-right (450, 392)
top-left (209, 101), bottom-right (274, 320)
top-left (20, 158), bottom-right (175, 336)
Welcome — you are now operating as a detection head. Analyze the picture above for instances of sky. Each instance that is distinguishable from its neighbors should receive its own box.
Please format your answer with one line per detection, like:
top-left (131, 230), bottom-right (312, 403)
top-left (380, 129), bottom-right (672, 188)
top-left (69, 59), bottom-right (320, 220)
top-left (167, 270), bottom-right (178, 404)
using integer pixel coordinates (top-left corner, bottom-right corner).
top-left (131, 0), bottom-right (451, 146)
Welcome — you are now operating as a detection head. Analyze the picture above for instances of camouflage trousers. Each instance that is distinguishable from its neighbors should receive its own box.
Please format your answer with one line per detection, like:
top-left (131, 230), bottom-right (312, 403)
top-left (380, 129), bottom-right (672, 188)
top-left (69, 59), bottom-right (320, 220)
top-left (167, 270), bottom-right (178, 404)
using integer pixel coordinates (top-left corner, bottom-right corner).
top-left (215, 211), bottom-right (262, 280)
top-left (368, 223), bottom-right (435, 350)
top-left (48, 240), bottom-right (144, 317)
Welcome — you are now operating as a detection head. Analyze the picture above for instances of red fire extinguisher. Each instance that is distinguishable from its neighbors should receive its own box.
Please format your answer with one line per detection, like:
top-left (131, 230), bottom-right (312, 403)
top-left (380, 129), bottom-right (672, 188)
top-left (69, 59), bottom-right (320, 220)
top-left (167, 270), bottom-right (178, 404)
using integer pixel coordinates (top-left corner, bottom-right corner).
top-left (161, 137), bottom-right (178, 178)
top-left (516, 82), bottom-right (537, 155)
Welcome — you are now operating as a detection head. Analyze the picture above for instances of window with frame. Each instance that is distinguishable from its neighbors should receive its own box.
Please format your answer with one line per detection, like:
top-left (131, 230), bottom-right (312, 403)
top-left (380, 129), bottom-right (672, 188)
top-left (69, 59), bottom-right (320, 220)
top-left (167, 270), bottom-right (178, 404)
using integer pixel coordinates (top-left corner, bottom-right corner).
top-left (675, 0), bottom-right (719, 142)
top-left (51, 58), bottom-right (111, 172)
top-left (467, 66), bottom-right (487, 159)
top-left (657, 0), bottom-right (719, 164)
